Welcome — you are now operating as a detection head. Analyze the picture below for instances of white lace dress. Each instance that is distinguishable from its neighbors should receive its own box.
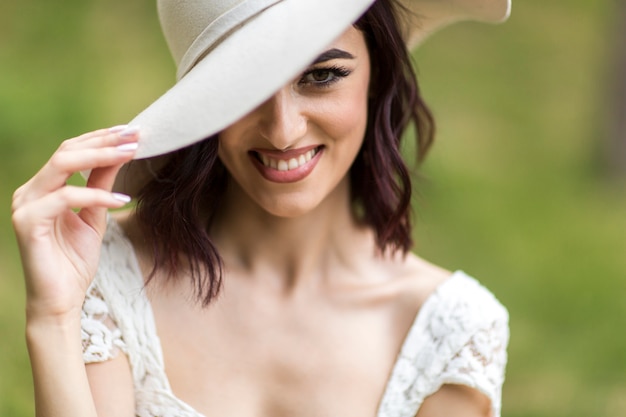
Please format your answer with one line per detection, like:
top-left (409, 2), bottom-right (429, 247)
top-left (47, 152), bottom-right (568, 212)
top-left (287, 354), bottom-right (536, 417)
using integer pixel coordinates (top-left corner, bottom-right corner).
top-left (82, 219), bottom-right (510, 417)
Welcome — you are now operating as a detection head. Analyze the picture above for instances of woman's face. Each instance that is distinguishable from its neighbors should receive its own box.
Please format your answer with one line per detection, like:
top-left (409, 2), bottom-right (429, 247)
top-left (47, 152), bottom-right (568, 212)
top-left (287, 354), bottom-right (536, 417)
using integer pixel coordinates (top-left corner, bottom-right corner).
top-left (218, 26), bottom-right (370, 218)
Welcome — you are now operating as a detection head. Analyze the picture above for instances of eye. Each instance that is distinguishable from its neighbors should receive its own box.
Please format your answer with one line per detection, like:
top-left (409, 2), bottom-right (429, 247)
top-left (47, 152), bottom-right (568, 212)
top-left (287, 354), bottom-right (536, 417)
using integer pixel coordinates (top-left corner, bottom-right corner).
top-left (307, 69), bottom-right (334, 83)
top-left (299, 66), bottom-right (352, 88)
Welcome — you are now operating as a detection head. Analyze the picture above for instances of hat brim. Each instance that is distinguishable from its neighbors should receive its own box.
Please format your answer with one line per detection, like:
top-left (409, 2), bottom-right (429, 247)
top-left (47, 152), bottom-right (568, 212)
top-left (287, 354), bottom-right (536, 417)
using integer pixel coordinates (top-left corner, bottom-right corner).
top-left (406, 0), bottom-right (511, 48)
top-left (113, 0), bottom-right (375, 193)
top-left (129, 0), bottom-right (377, 160)
top-left (113, 0), bottom-right (511, 194)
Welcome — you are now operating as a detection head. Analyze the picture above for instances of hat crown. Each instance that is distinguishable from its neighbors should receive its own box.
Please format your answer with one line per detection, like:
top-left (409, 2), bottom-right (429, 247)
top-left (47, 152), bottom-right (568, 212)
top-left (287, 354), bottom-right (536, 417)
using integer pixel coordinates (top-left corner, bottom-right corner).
top-left (158, 0), bottom-right (282, 78)
top-left (158, 0), bottom-right (511, 78)
top-left (158, 0), bottom-right (237, 65)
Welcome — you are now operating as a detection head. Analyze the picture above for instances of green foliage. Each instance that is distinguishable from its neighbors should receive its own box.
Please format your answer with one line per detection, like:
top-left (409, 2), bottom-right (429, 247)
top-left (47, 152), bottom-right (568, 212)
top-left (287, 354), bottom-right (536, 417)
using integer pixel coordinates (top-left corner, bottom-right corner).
top-left (1, 0), bottom-right (624, 415)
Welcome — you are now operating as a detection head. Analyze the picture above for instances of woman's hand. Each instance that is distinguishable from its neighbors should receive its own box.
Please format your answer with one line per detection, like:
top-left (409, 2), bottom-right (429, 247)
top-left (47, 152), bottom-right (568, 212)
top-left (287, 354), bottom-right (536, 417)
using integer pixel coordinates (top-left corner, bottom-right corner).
top-left (12, 126), bottom-right (139, 322)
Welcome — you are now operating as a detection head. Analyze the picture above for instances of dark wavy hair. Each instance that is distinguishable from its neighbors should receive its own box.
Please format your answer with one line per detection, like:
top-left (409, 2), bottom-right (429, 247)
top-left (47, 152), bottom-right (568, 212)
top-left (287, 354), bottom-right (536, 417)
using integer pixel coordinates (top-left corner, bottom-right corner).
top-left (135, 0), bottom-right (435, 306)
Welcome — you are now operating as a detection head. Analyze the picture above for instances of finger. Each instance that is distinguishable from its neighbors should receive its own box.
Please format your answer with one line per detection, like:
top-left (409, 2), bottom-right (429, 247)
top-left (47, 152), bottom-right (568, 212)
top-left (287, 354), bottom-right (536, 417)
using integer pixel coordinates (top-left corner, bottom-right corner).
top-left (14, 126), bottom-right (138, 200)
top-left (86, 164), bottom-right (124, 192)
top-left (13, 186), bottom-right (130, 236)
top-left (52, 145), bottom-right (138, 175)
top-left (70, 127), bottom-right (117, 144)
top-left (79, 164), bottom-right (129, 228)
top-left (65, 125), bottom-right (140, 150)
top-left (23, 144), bottom-right (137, 203)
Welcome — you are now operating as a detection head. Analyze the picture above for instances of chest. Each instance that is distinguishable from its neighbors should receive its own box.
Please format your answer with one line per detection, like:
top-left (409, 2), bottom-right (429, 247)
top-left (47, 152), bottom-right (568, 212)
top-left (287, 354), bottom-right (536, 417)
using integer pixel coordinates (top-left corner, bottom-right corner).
top-left (150, 289), bottom-right (416, 417)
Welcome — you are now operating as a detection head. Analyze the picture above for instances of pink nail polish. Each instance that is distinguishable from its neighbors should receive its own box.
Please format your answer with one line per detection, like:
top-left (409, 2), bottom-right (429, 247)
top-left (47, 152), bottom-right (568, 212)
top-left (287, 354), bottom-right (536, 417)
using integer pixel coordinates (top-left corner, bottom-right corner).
top-left (108, 124), bottom-right (128, 133)
top-left (119, 126), bottom-right (140, 137)
top-left (112, 193), bottom-right (131, 203)
top-left (117, 142), bottom-right (139, 152)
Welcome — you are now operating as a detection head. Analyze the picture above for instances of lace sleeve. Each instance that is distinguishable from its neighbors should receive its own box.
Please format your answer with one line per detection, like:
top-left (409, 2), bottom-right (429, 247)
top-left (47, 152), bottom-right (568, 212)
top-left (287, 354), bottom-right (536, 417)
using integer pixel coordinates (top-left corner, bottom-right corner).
top-left (81, 283), bottom-right (127, 363)
top-left (436, 306), bottom-right (509, 417)
top-left (375, 273), bottom-right (509, 417)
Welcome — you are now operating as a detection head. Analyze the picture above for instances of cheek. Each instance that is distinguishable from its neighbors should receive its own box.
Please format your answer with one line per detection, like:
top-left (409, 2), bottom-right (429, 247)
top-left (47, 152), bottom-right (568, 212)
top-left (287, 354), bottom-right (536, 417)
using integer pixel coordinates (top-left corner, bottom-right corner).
top-left (318, 88), bottom-right (369, 149)
top-left (331, 67), bottom-right (370, 142)
top-left (216, 134), bottom-right (232, 167)
top-left (217, 131), bottom-right (247, 182)
top-left (217, 120), bottom-right (249, 162)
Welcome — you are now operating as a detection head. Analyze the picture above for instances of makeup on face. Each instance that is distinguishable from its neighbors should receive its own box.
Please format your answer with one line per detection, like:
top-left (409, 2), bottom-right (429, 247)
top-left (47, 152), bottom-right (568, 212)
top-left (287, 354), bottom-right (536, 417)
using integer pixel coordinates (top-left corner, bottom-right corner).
top-left (216, 26), bottom-right (370, 217)
top-left (249, 145), bottom-right (324, 183)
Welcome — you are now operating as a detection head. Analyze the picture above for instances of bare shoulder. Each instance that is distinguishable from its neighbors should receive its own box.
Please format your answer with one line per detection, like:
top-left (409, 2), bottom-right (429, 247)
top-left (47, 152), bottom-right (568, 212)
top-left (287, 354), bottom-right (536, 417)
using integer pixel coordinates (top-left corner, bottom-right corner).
top-left (400, 253), bottom-right (452, 285)
top-left (387, 258), bottom-right (496, 417)
top-left (386, 252), bottom-right (454, 310)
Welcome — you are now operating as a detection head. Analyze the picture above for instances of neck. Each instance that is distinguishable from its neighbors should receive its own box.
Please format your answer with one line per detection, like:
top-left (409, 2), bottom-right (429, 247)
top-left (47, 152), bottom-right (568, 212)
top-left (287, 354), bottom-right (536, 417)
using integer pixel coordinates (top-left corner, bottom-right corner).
top-left (209, 177), bottom-right (377, 292)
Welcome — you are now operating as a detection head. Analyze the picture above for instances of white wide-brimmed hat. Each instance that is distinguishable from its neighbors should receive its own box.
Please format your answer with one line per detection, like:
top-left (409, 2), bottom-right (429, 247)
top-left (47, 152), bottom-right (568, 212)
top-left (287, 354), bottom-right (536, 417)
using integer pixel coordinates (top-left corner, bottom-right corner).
top-left (115, 0), bottom-right (511, 192)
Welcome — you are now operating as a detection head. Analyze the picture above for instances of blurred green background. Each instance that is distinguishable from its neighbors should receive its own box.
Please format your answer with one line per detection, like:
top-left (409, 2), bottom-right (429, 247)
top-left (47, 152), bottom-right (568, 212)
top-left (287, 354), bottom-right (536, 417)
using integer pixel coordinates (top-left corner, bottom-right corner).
top-left (1, 0), bottom-right (625, 416)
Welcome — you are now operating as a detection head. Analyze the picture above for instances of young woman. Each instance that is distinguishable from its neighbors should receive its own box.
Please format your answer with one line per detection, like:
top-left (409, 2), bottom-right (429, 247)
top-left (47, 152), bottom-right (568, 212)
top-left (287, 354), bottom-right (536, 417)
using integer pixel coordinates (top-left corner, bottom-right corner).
top-left (12, 0), bottom-right (511, 416)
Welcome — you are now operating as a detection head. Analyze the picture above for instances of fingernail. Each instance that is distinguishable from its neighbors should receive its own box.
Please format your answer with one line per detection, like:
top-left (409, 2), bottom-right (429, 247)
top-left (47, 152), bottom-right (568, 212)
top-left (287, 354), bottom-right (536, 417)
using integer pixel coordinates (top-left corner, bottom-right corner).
top-left (117, 142), bottom-right (139, 152)
top-left (109, 124), bottom-right (128, 133)
top-left (119, 125), bottom-right (140, 137)
top-left (112, 192), bottom-right (131, 203)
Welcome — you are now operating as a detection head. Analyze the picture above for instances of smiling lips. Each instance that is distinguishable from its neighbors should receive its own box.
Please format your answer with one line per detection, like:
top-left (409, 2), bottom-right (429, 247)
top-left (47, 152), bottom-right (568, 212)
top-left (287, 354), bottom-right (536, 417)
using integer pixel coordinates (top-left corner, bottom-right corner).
top-left (250, 145), bottom-right (323, 183)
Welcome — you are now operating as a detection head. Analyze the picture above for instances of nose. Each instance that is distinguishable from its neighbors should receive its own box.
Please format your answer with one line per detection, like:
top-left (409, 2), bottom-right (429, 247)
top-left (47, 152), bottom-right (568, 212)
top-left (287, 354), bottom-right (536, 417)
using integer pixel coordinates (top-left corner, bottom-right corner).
top-left (257, 87), bottom-right (307, 150)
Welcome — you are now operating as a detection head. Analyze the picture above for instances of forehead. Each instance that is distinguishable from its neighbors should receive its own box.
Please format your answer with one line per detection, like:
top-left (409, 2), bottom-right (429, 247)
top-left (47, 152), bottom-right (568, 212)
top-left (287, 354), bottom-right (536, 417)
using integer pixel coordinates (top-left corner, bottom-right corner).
top-left (322, 26), bottom-right (369, 57)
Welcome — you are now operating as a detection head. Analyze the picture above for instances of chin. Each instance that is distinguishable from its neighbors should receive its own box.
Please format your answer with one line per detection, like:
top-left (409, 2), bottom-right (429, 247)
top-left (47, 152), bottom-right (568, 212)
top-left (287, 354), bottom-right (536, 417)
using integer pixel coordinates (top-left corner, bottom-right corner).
top-left (255, 193), bottom-right (322, 219)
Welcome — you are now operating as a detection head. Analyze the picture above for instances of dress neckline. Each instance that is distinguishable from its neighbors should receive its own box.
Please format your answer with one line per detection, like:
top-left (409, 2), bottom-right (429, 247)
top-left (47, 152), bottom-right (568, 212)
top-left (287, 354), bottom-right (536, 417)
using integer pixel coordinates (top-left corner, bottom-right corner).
top-left (107, 216), bottom-right (467, 417)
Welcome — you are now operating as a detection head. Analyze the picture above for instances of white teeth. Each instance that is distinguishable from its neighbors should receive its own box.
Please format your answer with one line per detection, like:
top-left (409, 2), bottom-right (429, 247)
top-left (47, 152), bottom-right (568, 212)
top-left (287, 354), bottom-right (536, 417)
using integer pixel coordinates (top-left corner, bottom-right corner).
top-left (277, 160), bottom-right (289, 171)
top-left (259, 147), bottom-right (319, 171)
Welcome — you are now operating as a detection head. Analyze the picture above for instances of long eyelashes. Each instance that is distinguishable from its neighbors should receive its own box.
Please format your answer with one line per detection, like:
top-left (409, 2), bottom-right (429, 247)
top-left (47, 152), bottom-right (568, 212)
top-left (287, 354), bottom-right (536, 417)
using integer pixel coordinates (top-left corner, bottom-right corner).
top-left (298, 65), bottom-right (352, 88)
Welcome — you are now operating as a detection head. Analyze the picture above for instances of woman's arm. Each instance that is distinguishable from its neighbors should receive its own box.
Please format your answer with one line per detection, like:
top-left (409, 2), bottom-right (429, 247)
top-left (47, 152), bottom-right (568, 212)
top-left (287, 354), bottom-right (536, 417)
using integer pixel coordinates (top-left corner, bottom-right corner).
top-left (26, 316), bottom-right (98, 417)
top-left (416, 384), bottom-right (492, 417)
top-left (26, 316), bottom-right (135, 417)
top-left (86, 355), bottom-right (135, 416)
top-left (12, 126), bottom-right (138, 416)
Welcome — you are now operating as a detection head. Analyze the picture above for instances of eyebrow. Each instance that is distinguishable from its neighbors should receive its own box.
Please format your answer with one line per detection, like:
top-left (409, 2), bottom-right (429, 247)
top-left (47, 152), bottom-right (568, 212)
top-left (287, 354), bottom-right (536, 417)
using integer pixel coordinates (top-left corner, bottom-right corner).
top-left (311, 48), bottom-right (355, 65)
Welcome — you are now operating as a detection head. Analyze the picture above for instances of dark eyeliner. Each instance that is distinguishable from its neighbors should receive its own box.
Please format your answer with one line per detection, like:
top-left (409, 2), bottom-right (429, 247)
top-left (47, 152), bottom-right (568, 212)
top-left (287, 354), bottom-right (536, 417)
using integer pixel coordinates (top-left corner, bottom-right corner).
top-left (299, 65), bottom-right (352, 88)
